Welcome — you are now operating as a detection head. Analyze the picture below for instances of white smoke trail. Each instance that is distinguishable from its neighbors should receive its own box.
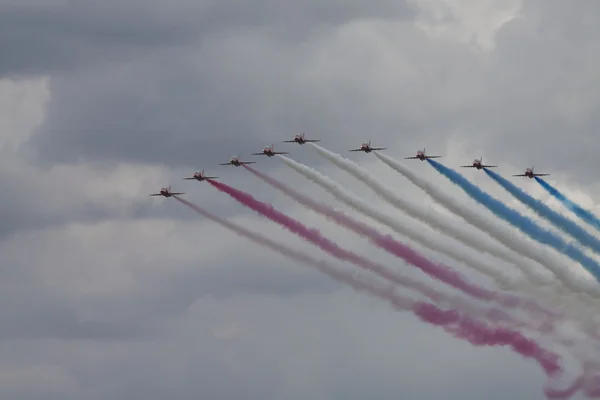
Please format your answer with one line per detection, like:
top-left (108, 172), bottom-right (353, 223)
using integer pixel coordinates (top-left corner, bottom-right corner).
top-left (306, 143), bottom-right (550, 286)
top-left (278, 154), bottom-right (600, 333)
top-left (278, 154), bottom-right (518, 288)
top-left (372, 151), bottom-right (600, 299)
top-left (176, 196), bottom-right (555, 332)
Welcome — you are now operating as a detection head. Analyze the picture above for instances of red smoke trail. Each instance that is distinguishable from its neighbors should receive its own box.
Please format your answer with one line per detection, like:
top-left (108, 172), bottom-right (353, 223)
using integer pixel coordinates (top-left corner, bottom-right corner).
top-left (174, 196), bottom-right (568, 397)
top-left (173, 195), bottom-right (403, 302)
top-left (239, 167), bottom-right (553, 318)
top-left (200, 181), bottom-right (449, 305)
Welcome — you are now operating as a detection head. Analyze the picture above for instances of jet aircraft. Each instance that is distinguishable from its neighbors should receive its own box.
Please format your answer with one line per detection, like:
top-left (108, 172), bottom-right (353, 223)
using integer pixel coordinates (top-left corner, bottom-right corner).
top-left (348, 140), bottom-right (386, 153)
top-left (149, 186), bottom-right (185, 197)
top-left (283, 132), bottom-right (320, 145)
top-left (461, 157), bottom-right (498, 170)
top-left (182, 169), bottom-right (218, 181)
top-left (252, 144), bottom-right (289, 157)
top-left (219, 156), bottom-right (256, 167)
top-left (404, 148), bottom-right (441, 161)
top-left (512, 166), bottom-right (549, 179)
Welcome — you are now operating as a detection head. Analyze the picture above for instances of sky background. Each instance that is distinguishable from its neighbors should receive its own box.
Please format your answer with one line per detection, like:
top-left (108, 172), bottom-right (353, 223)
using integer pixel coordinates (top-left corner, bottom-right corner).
top-left (1, 0), bottom-right (599, 398)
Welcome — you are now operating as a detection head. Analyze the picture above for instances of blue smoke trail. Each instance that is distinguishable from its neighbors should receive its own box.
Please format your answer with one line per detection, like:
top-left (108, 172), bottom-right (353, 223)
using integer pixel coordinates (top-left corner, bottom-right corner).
top-left (426, 159), bottom-right (600, 281)
top-left (535, 177), bottom-right (600, 232)
top-left (484, 169), bottom-right (600, 255)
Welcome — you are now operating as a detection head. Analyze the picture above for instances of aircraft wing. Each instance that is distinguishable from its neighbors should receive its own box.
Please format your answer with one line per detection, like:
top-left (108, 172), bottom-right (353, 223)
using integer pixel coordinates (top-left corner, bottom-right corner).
top-left (348, 148), bottom-right (363, 152)
top-left (404, 156), bottom-right (419, 159)
top-left (170, 192), bottom-right (185, 195)
top-left (282, 140), bottom-right (295, 143)
top-left (512, 174), bottom-right (527, 177)
top-left (425, 155), bottom-right (441, 159)
top-left (273, 151), bottom-right (289, 155)
top-left (219, 162), bottom-right (232, 165)
top-left (204, 176), bottom-right (219, 179)
top-left (371, 147), bottom-right (387, 151)
top-left (251, 152), bottom-right (266, 155)
top-left (182, 177), bottom-right (195, 180)
top-left (305, 139), bottom-right (320, 142)
top-left (460, 165), bottom-right (476, 168)
top-left (533, 173), bottom-right (550, 176)
top-left (240, 161), bottom-right (256, 165)
top-left (149, 193), bottom-right (162, 196)
top-left (482, 165), bottom-right (498, 168)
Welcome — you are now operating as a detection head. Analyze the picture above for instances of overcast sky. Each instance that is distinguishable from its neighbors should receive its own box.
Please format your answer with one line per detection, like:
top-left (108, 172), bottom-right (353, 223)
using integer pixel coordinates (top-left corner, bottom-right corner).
top-left (1, 0), bottom-right (599, 398)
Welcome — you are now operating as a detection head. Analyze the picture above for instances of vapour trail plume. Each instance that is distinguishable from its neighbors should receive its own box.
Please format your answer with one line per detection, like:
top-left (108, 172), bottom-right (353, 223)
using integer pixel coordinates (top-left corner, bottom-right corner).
top-left (242, 164), bottom-right (556, 320)
top-left (307, 142), bottom-right (550, 285)
top-left (484, 168), bottom-right (600, 255)
top-left (201, 181), bottom-right (457, 306)
top-left (277, 154), bottom-right (518, 287)
top-left (174, 195), bottom-right (572, 398)
top-left (424, 159), bottom-right (600, 284)
top-left (372, 151), bottom-right (600, 298)
top-left (535, 177), bottom-right (600, 232)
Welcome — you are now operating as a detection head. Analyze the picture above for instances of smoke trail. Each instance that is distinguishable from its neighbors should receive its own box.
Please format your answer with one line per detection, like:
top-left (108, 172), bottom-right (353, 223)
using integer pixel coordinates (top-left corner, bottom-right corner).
top-left (306, 143), bottom-right (549, 285)
top-left (275, 158), bottom-right (600, 333)
top-left (201, 181), bottom-right (455, 306)
top-left (423, 158), bottom-right (600, 283)
top-left (413, 303), bottom-right (561, 380)
top-left (174, 196), bottom-right (570, 397)
top-left (173, 195), bottom-right (407, 299)
top-left (372, 151), bottom-right (600, 297)
top-left (210, 177), bottom-right (537, 312)
top-left (243, 164), bottom-right (555, 318)
top-left (535, 177), bottom-right (600, 233)
top-left (208, 179), bottom-right (495, 303)
top-left (485, 169), bottom-right (600, 255)
top-left (278, 155), bottom-right (523, 287)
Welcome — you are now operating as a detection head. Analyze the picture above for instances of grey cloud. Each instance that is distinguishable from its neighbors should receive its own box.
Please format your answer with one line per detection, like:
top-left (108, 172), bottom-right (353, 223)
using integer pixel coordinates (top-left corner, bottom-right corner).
top-left (0, 290), bottom-right (556, 400)
top-left (0, 0), bottom-right (597, 398)
top-left (0, 0), bottom-right (415, 77)
top-left (456, 0), bottom-right (600, 183)
top-left (0, 3), bottom-right (192, 77)
top-left (15, 0), bottom-right (600, 185)
top-left (29, 22), bottom-right (473, 167)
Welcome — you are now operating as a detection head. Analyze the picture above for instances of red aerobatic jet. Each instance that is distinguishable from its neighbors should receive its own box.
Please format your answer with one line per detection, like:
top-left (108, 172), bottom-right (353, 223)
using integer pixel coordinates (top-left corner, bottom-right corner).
top-left (461, 157), bottom-right (498, 170)
top-left (252, 144), bottom-right (289, 157)
top-left (219, 156), bottom-right (256, 167)
top-left (283, 132), bottom-right (320, 145)
top-left (512, 166), bottom-right (549, 179)
top-left (182, 169), bottom-right (218, 181)
top-left (404, 148), bottom-right (442, 161)
top-left (149, 186), bottom-right (185, 197)
top-left (349, 140), bottom-right (386, 153)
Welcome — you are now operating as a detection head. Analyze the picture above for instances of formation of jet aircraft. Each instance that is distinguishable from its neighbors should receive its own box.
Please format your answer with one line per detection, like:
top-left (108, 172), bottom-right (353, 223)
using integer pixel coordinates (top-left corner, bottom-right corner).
top-left (150, 133), bottom-right (550, 197)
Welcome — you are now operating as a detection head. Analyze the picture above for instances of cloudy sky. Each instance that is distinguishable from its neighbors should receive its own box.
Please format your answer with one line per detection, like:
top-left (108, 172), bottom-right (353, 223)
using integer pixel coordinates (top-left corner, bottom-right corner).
top-left (1, 0), bottom-right (599, 398)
